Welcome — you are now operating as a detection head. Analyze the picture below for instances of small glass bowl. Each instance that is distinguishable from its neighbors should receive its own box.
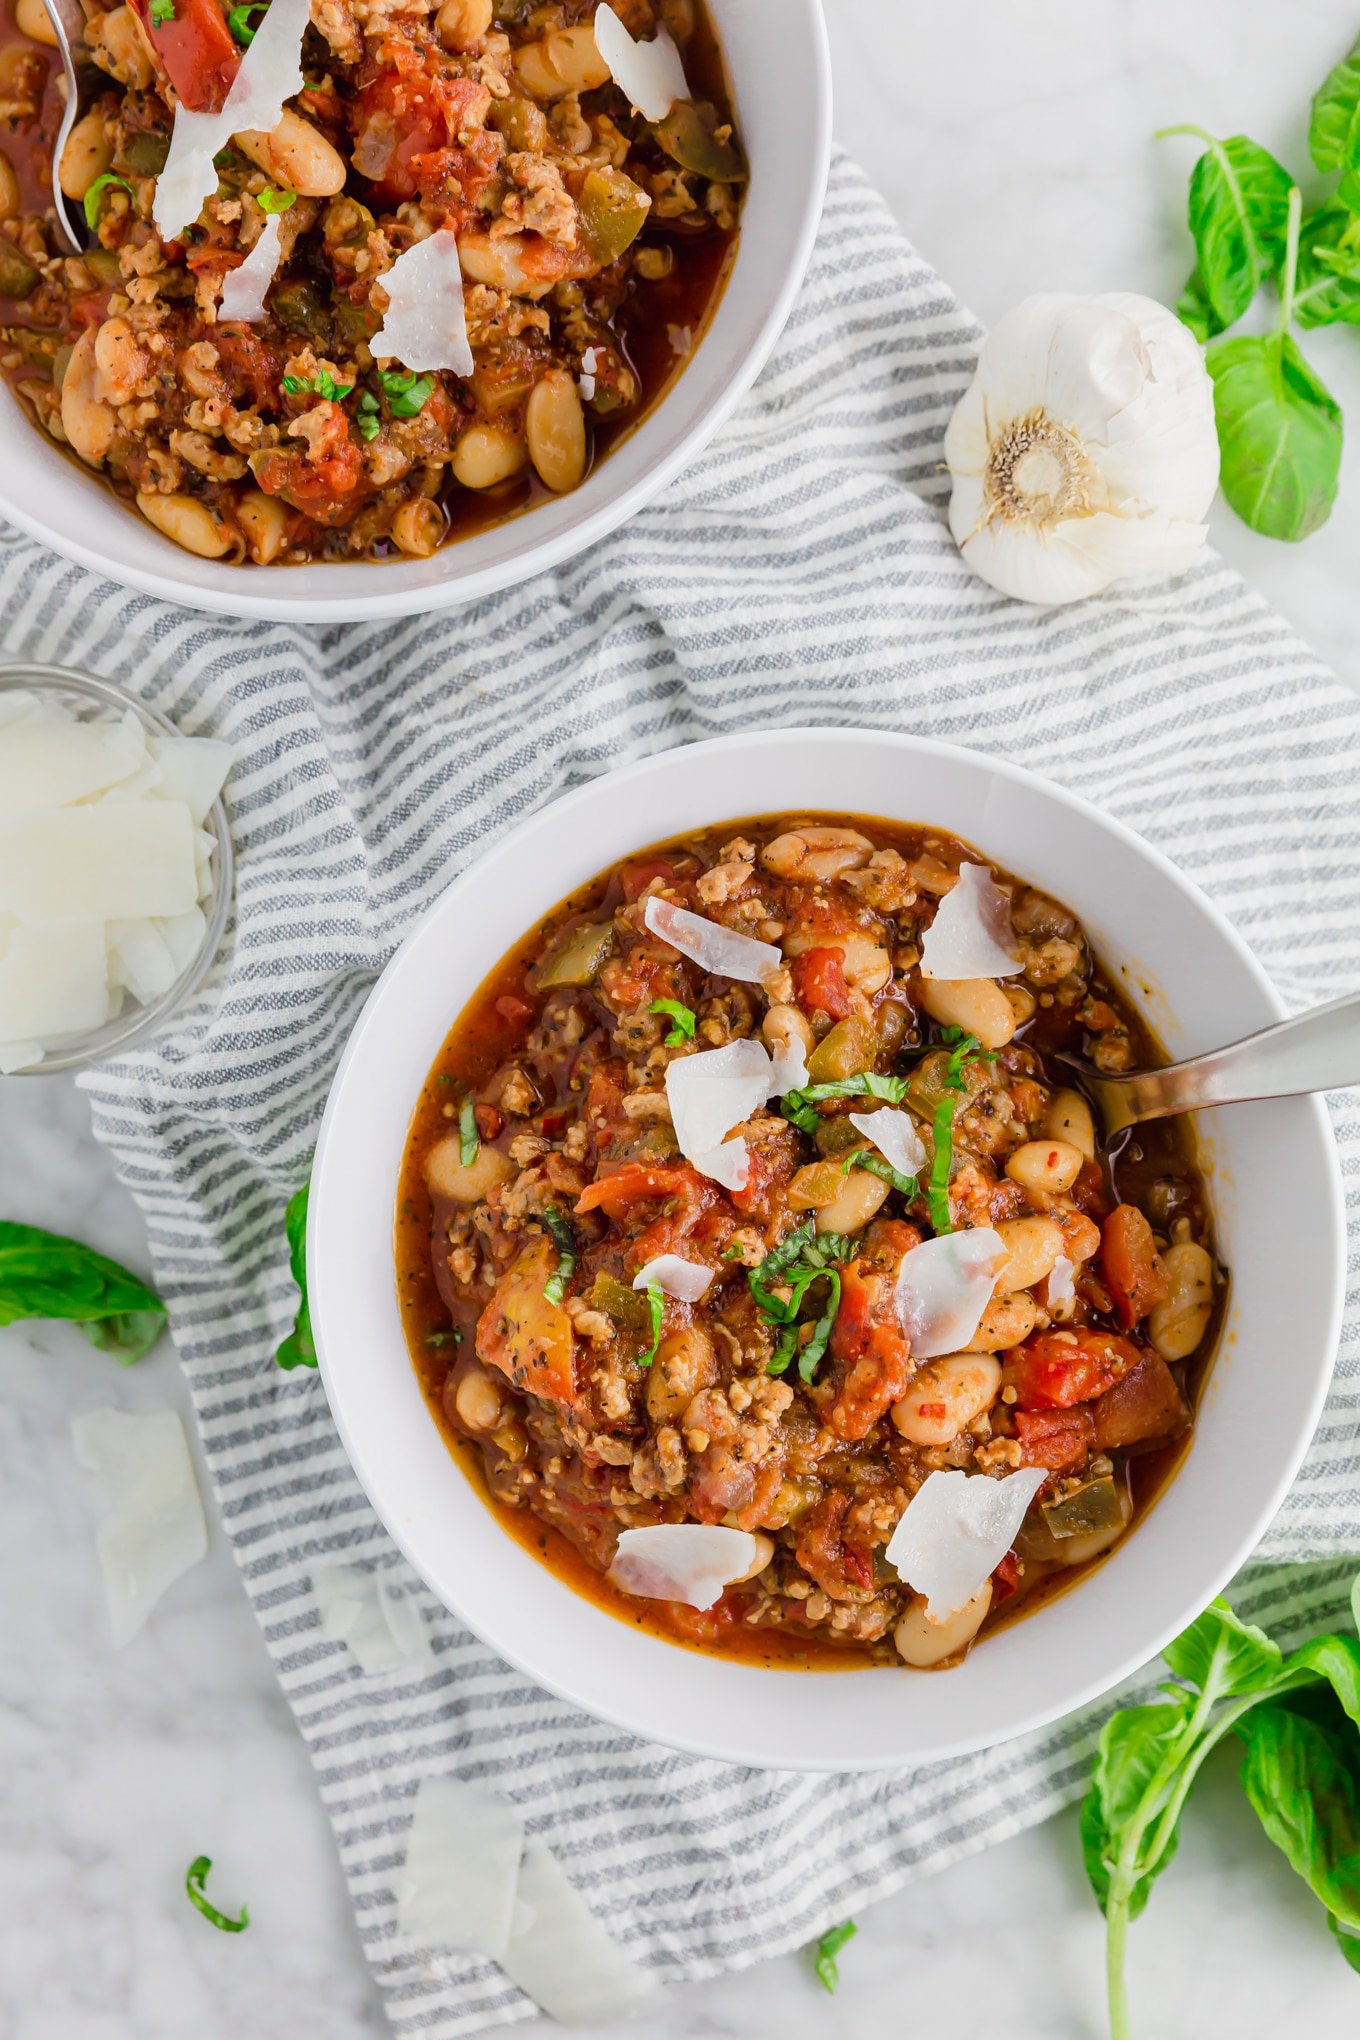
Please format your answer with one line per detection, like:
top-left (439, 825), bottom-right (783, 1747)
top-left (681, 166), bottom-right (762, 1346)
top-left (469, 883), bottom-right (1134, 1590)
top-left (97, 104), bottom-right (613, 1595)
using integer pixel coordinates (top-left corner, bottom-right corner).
top-left (0, 661), bottom-right (234, 1076)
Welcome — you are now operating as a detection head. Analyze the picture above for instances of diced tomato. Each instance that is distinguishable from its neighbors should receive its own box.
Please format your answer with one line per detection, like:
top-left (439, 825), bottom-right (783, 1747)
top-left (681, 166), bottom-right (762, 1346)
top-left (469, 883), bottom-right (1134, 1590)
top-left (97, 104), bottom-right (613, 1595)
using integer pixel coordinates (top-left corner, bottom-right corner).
top-left (1069, 1157), bottom-right (1112, 1219)
top-left (211, 327), bottom-right (278, 410)
top-left (827, 1259), bottom-right (912, 1440)
top-left (992, 1549), bottom-right (1022, 1602)
top-left (130, 0), bottom-right (239, 112)
top-left (475, 1235), bottom-right (578, 1408)
top-left (794, 1490), bottom-right (876, 1597)
top-left (495, 992), bottom-right (535, 1028)
top-left (574, 1162), bottom-right (710, 1221)
top-left (473, 1102), bottom-right (503, 1140)
top-left (791, 947), bottom-right (853, 1020)
top-left (353, 69), bottom-right (497, 205)
top-left (619, 857), bottom-right (682, 902)
top-left (252, 417), bottom-right (369, 526)
top-left (1092, 1351), bottom-right (1187, 1451)
top-left (1014, 1405), bottom-right (1096, 1474)
top-left (1100, 1204), bottom-right (1169, 1331)
top-left (659, 1597), bottom-right (745, 1647)
top-left (1003, 1329), bottom-right (1142, 1410)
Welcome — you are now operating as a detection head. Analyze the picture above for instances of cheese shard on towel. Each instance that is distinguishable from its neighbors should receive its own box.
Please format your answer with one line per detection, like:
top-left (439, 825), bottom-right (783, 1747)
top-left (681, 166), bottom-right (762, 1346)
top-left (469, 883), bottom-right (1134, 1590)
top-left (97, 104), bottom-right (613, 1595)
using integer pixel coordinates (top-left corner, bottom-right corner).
top-left (396, 1776), bottom-right (526, 1961)
top-left (894, 1227), bottom-right (1008, 1360)
top-left (644, 895), bottom-right (782, 985)
top-left (608, 1523), bottom-right (758, 1610)
top-left (153, 0), bottom-right (311, 238)
top-left (502, 1839), bottom-right (654, 2026)
top-left (919, 862), bottom-right (1021, 980)
top-left (217, 212), bottom-right (284, 324)
top-left (885, 1467), bottom-right (1047, 1618)
top-left (313, 1562), bottom-right (435, 1676)
top-left (370, 230), bottom-right (474, 376)
top-left (71, 1408), bottom-right (208, 1646)
top-left (593, 3), bottom-right (688, 121)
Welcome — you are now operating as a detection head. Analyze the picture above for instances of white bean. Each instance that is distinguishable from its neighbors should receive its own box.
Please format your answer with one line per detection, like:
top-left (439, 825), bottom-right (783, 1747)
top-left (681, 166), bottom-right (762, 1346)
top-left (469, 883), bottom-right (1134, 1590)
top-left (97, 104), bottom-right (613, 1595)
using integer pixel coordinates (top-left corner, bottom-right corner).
top-left (391, 496), bottom-right (446, 558)
top-left (17, 0), bottom-right (58, 44)
top-left (451, 422), bottom-right (527, 490)
top-left (435, 0), bottom-right (491, 50)
top-left (60, 327), bottom-right (115, 466)
top-left (424, 1132), bottom-right (515, 1203)
top-left (455, 1366), bottom-right (503, 1432)
top-left (730, 1532), bottom-right (775, 1583)
top-left (1042, 1087), bottom-right (1096, 1161)
top-left (513, 23), bottom-right (609, 100)
top-left (1006, 1138), bottom-right (1084, 1197)
top-left (891, 1354), bottom-right (1001, 1446)
top-left (812, 1167), bottom-right (889, 1237)
top-left (918, 976), bottom-right (1015, 1051)
top-left (525, 368), bottom-right (587, 493)
top-left (236, 110), bottom-right (344, 196)
top-left (58, 108), bottom-right (112, 201)
top-left (894, 1583), bottom-right (992, 1668)
top-left (135, 491), bottom-right (239, 559)
top-left (964, 1291), bottom-right (1037, 1352)
top-left (1147, 1240), bottom-right (1214, 1361)
top-left (236, 488), bottom-right (289, 565)
top-left (761, 1003), bottom-right (814, 1058)
top-left (994, 1214), bottom-right (1063, 1292)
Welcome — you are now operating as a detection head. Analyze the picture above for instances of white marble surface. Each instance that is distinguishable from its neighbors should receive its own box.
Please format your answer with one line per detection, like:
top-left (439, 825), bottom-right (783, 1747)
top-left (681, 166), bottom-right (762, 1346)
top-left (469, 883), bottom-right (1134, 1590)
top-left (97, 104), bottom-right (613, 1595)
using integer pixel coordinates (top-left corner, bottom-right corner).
top-left (4, 4), bottom-right (1360, 2036)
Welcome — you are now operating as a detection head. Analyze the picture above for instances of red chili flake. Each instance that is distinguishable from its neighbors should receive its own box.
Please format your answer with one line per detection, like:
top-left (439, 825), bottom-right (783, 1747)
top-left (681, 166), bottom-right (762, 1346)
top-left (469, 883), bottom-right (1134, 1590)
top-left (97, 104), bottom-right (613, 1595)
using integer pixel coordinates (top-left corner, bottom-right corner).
top-left (474, 1103), bottom-right (503, 1140)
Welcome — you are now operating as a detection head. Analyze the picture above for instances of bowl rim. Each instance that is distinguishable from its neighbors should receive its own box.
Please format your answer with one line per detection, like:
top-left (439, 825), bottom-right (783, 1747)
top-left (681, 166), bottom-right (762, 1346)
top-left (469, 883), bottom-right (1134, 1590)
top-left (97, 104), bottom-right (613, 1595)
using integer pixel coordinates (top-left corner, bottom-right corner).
top-left (310, 726), bottom-right (1347, 1768)
top-left (0, 660), bottom-right (234, 1075)
top-left (0, 0), bottom-right (833, 624)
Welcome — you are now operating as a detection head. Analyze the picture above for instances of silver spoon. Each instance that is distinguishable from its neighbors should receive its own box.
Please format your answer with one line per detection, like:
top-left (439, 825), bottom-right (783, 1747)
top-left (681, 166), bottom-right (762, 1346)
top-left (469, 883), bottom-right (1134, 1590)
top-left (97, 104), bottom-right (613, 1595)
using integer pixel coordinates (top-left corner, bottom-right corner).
top-left (1065, 990), bottom-right (1360, 1138)
top-left (42, 0), bottom-right (103, 254)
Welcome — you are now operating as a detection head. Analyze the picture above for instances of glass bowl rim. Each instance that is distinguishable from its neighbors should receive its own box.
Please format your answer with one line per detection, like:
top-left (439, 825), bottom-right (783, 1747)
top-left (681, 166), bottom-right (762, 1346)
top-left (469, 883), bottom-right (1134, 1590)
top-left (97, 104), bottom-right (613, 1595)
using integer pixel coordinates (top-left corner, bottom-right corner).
top-left (0, 660), bottom-right (234, 1077)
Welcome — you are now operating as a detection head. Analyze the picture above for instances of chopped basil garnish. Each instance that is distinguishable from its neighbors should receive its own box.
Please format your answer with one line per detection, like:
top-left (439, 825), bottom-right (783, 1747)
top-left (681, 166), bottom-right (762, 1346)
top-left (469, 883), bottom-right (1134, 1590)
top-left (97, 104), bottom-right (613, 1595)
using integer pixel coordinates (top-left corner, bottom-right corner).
top-left (841, 1146), bottom-right (918, 1198)
top-left (649, 997), bottom-right (696, 1045)
top-left (355, 388), bottom-right (381, 440)
top-left (185, 1856), bottom-right (249, 1934)
top-left (274, 1182), bottom-right (316, 1370)
top-left (379, 368), bottom-right (435, 417)
top-left (540, 1207), bottom-right (576, 1305)
top-left (256, 186), bottom-right (296, 215)
top-left (425, 1327), bottom-right (462, 1349)
top-left (458, 1092), bottom-right (479, 1167)
top-left (637, 1282), bottom-right (665, 1366)
top-left (812, 1919), bottom-right (857, 1994)
top-left (149, 0), bottom-right (175, 20)
top-left (927, 1028), bottom-right (996, 1235)
top-left (82, 172), bottom-right (133, 230)
top-left (226, 0), bottom-right (268, 42)
top-left (780, 1070), bottom-right (910, 1135)
top-left (749, 1221), bottom-right (856, 1383)
top-left (282, 369), bottom-right (353, 401)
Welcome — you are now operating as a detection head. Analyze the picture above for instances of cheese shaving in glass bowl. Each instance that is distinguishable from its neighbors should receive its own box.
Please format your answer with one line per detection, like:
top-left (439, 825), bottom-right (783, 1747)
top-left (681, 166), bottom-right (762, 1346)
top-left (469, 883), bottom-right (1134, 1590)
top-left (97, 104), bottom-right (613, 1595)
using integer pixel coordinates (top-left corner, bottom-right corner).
top-left (0, 664), bottom-right (233, 1075)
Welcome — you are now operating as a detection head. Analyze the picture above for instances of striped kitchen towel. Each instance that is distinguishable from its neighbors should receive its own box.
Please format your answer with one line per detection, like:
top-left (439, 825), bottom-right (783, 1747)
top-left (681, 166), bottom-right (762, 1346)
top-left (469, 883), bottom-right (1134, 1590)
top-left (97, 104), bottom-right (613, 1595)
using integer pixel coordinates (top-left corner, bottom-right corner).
top-left (2, 147), bottom-right (1358, 2036)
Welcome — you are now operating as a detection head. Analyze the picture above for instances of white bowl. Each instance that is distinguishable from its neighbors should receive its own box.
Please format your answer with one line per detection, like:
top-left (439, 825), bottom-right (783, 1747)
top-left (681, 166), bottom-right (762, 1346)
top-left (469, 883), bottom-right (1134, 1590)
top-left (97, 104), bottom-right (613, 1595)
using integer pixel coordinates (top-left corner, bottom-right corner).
top-left (0, 0), bottom-right (830, 624)
top-left (309, 729), bottom-right (1345, 1770)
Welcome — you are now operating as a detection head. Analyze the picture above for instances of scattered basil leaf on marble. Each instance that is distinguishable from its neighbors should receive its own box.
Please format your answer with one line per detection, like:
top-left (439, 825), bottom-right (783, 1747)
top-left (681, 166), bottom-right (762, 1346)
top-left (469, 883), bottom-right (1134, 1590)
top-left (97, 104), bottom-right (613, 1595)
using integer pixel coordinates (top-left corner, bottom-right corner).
top-left (1082, 1579), bottom-right (1360, 2040)
top-left (649, 997), bottom-right (696, 1045)
top-left (1206, 330), bottom-right (1342, 543)
top-left (1310, 33), bottom-right (1360, 209)
top-left (185, 1855), bottom-right (250, 1933)
top-left (1174, 268), bottom-right (1218, 343)
top-left (274, 1183), bottom-right (316, 1371)
top-left (1157, 127), bottom-right (1294, 328)
top-left (1293, 205), bottom-right (1360, 328)
top-left (0, 1219), bottom-right (165, 1362)
top-left (811, 1918), bottom-right (857, 1994)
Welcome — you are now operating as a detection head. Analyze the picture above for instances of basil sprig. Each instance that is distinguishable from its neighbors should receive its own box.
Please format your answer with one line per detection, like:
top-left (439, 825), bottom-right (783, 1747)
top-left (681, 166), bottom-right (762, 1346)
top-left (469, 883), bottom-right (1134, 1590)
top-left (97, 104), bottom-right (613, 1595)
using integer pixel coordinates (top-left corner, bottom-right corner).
top-left (1083, 1581), bottom-right (1360, 2038)
top-left (748, 1220), bottom-right (856, 1383)
top-left (274, 1183), bottom-right (316, 1370)
top-left (0, 1219), bottom-right (165, 1362)
top-left (926, 1028), bottom-right (994, 1236)
top-left (811, 1918), bottom-right (857, 1994)
top-left (779, 1070), bottom-right (909, 1136)
top-left (185, 1856), bottom-right (250, 1933)
top-left (649, 997), bottom-right (696, 1045)
top-left (539, 1208), bottom-right (576, 1306)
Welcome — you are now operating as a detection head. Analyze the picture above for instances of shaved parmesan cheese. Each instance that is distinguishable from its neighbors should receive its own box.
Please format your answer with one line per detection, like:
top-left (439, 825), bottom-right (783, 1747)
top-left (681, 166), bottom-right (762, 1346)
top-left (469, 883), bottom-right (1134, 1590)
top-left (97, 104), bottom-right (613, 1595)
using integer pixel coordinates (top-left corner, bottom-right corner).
top-left (919, 863), bottom-right (1021, 981)
top-left (217, 211), bottom-right (284, 324)
top-left (0, 922), bottom-right (109, 1046)
top-left (608, 1524), bottom-right (757, 1610)
top-left (153, 0), bottom-right (311, 238)
top-left (0, 804), bottom-right (198, 921)
top-left (0, 718), bottom-right (144, 808)
top-left (632, 1254), bottom-right (713, 1303)
top-left (313, 1563), bottom-right (435, 1676)
top-left (886, 1467), bottom-right (1046, 1618)
top-left (371, 230), bottom-right (473, 375)
top-left (894, 1227), bottom-right (1008, 1360)
top-left (643, 895), bottom-right (782, 985)
top-left (849, 1105), bottom-right (925, 1178)
top-left (503, 1839), bottom-right (654, 2025)
top-left (396, 1776), bottom-right (525, 1961)
top-left (664, 1037), bottom-right (770, 1188)
top-left (0, 1038), bottom-right (43, 1075)
top-left (152, 738), bottom-right (234, 827)
top-left (766, 1033), bottom-right (809, 1096)
top-left (578, 346), bottom-right (598, 402)
top-left (71, 1408), bottom-right (208, 1647)
top-left (1047, 1254), bottom-right (1076, 1315)
top-left (593, 2), bottom-right (688, 121)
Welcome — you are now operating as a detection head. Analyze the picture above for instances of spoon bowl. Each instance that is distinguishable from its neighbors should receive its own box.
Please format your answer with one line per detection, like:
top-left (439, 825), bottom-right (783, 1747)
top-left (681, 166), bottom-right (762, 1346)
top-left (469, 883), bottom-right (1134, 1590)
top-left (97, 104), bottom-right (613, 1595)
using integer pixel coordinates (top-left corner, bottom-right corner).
top-left (40, 0), bottom-right (101, 252)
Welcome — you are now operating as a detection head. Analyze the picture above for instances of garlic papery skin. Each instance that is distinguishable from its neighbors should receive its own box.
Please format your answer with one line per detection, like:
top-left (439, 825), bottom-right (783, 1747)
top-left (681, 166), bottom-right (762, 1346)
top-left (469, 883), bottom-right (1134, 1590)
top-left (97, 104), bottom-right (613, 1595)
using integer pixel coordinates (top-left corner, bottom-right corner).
top-left (944, 291), bottom-right (1220, 605)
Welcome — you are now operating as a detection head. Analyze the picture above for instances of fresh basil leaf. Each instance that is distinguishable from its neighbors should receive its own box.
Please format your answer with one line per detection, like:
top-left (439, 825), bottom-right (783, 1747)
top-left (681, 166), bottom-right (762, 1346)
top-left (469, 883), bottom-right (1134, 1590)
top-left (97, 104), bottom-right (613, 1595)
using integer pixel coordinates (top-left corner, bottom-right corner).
top-left (1158, 128), bottom-right (1294, 328)
top-left (539, 1207), bottom-right (576, 1306)
top-left (1206, 332), bottom-right (1342, 541)
top-left (379, 368), bottom-right (435, 417)
top-left (185, 1855), bottom-right (250, 1933)
top-left (1175, 268), bottom-right (1222, 343)
top-left (842, 1147), bottom-right (918, 1199)
top-left (1310, 35), bottom-right (1360, 208)
top-left (1285, 1632), bottom-right (1360, 1728)
top-left (458, 1092), bottom-right (479, 1168)
top-left (255, 186), bottom-right (296, 215)
top-left (1081, 1701), bottom-right (1193, 1920)
top-left (82, 172), bottom-right (134, 231)
top-left (0, 1219), bottom-right (165, 1363)
top-left (638, 1283), bottom-right (664, 1366)
top-left (1352, 1566), bottom-right (1360, 1642)
top-left (649, 997), bottom-right (696, 1045)
top-left (355, 388), bottom-right (381, 441)
top-left (274, 1183), bottom-right (316, 1370)
top-left (1331, 1913), bottom-right (1360, 1974)
top-left (149, 0), bottom-right (174, 20)
top-left (1235, 1704), bottom-right (1360, 1940)
top-left (1294, 205), bottom-right (1360, 328)
top-left (227, 0), bottom-right (268, 40)
top-left (812, 1918), bottom-right (857, 1994)
top-left (927, 1092), bottom-right (956, 1234)
top-left (1163, 1596), bottom-right (1284, 1698)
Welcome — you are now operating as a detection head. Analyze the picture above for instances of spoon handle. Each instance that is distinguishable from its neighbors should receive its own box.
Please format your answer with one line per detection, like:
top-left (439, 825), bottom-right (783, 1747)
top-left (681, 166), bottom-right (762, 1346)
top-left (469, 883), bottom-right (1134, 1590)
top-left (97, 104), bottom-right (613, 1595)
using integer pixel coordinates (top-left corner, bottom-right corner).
top-left (1113, 989), bottom-right (1360, 1123)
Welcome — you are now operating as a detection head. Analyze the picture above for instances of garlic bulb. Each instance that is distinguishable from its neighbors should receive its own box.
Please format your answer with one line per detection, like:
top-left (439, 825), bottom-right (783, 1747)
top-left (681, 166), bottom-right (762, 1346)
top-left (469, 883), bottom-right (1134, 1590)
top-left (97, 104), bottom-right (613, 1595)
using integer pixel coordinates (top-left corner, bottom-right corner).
top-left (944, 291), bottom-right (1220, 605)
